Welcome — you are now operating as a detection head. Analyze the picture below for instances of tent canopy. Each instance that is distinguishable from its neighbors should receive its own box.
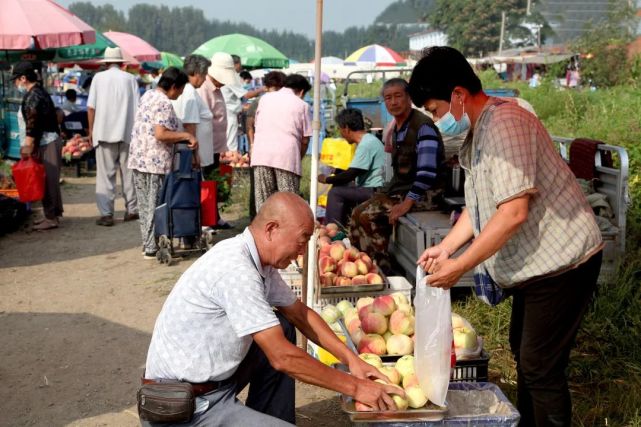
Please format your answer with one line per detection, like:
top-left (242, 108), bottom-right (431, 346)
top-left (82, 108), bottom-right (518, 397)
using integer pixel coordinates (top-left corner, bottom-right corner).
top-left (193, 33), bottom-right (289, 69)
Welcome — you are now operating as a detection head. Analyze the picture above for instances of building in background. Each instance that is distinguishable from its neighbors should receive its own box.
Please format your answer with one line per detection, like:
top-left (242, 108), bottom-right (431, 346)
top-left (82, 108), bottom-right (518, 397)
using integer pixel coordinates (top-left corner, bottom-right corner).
top-left (409, 29), bottom-right (448, 53)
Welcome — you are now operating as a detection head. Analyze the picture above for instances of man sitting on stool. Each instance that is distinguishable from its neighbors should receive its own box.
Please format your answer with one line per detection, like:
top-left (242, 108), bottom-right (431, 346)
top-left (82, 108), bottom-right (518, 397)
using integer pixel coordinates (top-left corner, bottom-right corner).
top-left (318, 108), bottom-right (385, 226)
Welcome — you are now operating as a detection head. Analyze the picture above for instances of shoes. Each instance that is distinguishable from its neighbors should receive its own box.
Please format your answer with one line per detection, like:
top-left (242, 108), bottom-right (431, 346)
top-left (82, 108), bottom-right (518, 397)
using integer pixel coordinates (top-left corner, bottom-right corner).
top-left (143, 251), bottom-right (157, 260)
top-left (212, 220), bottom-right (234, 230)
top-left (96, 216), bottom-right (114, 226)
top-left (124, 212), bottom-right (139, 222)
top-left (33, 218), bottom-right (58, 231)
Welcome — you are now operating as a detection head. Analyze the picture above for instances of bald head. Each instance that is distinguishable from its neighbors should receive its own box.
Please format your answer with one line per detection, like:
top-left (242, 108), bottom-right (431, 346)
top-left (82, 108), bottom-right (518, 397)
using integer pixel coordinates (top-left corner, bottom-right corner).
top-left (250, 192), bottom-right (314, 269)
top-left (252, 192), bottom-right (313, 228)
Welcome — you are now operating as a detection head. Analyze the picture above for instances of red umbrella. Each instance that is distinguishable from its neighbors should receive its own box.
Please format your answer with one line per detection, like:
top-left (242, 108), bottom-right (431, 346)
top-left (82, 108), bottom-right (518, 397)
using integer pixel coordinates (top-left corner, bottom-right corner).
top-left (104, 31), bottom-right (160, 62)
top-left (0, 0), bottom-right (95, 50)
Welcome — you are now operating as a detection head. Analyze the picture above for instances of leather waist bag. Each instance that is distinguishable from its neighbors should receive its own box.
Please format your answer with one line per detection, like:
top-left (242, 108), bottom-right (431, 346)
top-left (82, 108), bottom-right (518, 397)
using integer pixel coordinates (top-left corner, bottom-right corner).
top-left (137, 382), bottom-right (194, 423)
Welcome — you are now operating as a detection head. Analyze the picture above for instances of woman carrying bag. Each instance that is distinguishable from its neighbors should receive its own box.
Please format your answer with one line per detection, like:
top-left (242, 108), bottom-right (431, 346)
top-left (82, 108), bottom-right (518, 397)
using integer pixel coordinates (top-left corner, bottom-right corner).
top-left (11, 62), bottom-right (64, 231)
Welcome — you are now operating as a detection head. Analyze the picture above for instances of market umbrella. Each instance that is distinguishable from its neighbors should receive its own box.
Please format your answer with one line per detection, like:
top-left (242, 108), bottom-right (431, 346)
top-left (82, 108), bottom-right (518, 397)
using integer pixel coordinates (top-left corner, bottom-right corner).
top-left (103, 31), bottom-right (160, 62)
top-left (143, 51), bottom-right (184, 71)
top-left (193, 34), bottom-right (289, 69)
top-left (53, 32), bottom-right (116, 62)
top-left (344, 44), bottom-right (406, 66)
top-left (0, 0), bottom-right (95, 50)
top-left (311, 56), bottom-right (343, 65)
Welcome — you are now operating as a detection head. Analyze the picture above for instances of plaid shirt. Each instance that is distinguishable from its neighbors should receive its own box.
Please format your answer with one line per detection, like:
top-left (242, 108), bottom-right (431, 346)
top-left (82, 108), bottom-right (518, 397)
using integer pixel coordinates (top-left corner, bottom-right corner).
top-left (460, 98), bottom-right (602, 287)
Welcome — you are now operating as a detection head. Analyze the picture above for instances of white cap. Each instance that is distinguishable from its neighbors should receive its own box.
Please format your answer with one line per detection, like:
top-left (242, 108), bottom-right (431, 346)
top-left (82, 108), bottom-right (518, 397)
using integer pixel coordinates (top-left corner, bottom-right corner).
top-left (207, 52), bottom-right (240, 86)
top-left (99, 47), bottom-right (126, 63)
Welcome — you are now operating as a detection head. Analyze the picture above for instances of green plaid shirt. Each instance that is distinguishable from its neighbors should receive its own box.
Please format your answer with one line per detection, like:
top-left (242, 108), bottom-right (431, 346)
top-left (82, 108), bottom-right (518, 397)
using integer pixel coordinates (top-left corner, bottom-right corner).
top-left (460, 99), bottom-right (602, 287)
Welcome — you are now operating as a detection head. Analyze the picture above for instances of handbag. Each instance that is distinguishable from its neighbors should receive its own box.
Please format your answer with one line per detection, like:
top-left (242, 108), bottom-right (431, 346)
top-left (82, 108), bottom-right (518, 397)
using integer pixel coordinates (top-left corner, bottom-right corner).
top-left (137, 382), bottom-right (195, 423)
top-left (12, 158), bottom-right (45, 203)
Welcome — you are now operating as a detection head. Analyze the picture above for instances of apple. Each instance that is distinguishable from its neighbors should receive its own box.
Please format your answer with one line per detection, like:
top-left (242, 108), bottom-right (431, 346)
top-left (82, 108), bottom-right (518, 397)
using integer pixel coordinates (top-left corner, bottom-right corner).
top-left (358, 352), bottom-right (383, 368)
top-left (389, 310), bottom-right (415, 336)
top-left (357, 334), bottom-right (387, 355)
top-left (378, 366), bottom-right (401, 385)
top-left (372, 295), bottom-right (396, 316)
top-left (386, 334), bottom-right (414, 356)
top-left (394, 355), bottom-right (415, 379)
top-left (361, 312), bottom-right (388, 335)
top-left (405, 385), bottom-right (428, 409)
top-left (453, 327), bottom-right (478, 350)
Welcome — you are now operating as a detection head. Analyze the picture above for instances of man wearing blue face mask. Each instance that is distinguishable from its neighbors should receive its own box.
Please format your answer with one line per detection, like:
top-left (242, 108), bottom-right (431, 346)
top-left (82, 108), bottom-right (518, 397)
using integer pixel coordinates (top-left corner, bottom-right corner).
top-left (409, 46), bottom-right (603, 427)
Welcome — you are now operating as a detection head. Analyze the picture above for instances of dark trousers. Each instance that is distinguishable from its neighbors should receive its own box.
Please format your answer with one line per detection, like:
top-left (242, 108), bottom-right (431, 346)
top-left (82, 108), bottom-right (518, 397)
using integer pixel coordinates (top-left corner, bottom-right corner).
top-left (232, 312), bottom-right (296, 423)
top-left (38, 138), bottom-right (64, 219)
top-left (325, 185), bottom-right (374, 226)
top-left (509, 251), bottom-right (602, 427)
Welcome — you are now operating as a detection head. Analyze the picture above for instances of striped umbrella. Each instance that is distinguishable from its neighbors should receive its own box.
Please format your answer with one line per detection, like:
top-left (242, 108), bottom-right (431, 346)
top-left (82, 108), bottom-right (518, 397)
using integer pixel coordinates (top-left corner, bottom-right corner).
top-left (344, 44), bottom-right (405, 66)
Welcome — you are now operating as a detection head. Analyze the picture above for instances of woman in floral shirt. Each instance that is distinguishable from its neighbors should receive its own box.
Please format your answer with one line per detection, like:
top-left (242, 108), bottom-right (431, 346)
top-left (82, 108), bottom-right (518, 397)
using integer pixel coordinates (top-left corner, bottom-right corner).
top-left (128, 67), bottom-right (198, 259)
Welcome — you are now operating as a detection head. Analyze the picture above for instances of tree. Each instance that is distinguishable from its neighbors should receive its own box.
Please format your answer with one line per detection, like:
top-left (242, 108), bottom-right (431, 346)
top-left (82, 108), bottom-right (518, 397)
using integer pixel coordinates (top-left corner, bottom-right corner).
top-left (430, 0), bottom-right (529, 56)
top-left (69, 2), bottom-right (126, 32)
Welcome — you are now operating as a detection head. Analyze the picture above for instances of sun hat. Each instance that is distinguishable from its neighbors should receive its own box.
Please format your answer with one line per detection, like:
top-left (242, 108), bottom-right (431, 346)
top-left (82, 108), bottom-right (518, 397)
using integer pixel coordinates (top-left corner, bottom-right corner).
top-left (99, 47), bottom-right (126, 63)
top-left (207, 52), bottom-right (240, 86)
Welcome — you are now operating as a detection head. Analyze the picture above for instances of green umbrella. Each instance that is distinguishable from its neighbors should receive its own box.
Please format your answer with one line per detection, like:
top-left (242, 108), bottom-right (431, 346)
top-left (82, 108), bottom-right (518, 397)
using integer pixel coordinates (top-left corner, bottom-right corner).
top-left (53, 32), bottom-right (116, 62)
top-left (142, 52), bottom-right (184, 71)
top-left (193, 33), bottom-right (289, 69)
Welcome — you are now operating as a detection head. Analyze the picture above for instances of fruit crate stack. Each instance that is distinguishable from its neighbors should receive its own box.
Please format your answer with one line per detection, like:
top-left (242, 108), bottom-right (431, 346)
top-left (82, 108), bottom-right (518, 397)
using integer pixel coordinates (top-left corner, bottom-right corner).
top-left (278, 265), bottom-right (303, 301)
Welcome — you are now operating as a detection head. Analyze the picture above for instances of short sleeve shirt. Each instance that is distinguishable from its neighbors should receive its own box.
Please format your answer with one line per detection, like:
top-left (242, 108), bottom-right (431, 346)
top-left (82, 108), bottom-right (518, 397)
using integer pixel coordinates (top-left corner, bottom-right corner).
top-left (127, 89), bottom-right (179, 174)
top-left (460, 98), bottom-right (602, 286)
top-left (197, 78), bottom-right (228, 154)
top-left (172, 83), bottom-right (215, 167)
top-left (251, 88), bottom-right (312, 176)
top-left (349, 133), bottom-right (385, 188)
top-left (145, 228), bottom-right (298, 382)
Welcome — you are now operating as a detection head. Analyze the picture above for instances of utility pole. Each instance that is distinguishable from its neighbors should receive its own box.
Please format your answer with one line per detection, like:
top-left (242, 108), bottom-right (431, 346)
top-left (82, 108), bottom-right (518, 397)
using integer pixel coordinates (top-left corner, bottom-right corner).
top-left (526, 0), bottom-right (532, 15)
top-left (499, 11), bottom-right (506, 55)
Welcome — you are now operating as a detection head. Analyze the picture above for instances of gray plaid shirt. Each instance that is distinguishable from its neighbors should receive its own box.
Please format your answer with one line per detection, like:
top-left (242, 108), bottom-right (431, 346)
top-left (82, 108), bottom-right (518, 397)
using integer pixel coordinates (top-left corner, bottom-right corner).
top-left (145, 228), bottom-right (298, 382)
top-left (460, 99), bottom-right (602, 287)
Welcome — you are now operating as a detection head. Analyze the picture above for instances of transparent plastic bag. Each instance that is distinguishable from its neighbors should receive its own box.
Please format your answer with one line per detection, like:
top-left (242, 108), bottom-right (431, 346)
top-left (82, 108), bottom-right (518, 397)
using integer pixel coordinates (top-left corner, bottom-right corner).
top-left (414, 267), bottom-right (452, 407)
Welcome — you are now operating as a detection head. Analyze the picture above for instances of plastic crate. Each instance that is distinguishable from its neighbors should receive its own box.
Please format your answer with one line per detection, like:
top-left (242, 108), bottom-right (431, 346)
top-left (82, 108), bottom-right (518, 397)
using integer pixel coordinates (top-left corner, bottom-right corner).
top-left (314, 276), bottom-right (413, 312)
top-left (278, 268), bottom-right (303, 301)
top-left (452, 351), bottom-right (490, 382)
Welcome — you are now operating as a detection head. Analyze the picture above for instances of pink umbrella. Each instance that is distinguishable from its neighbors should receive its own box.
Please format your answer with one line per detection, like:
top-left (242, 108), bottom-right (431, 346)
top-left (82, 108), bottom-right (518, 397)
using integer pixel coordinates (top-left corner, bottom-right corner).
top-left (104, 31), bottom-right (160, 62)
top-left (0, 0), bottom-right (96, 50)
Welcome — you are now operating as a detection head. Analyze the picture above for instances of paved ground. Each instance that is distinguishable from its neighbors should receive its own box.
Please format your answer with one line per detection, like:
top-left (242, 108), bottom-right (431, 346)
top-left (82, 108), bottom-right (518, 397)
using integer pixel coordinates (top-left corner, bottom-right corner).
top-left (0, 173), bottom-right (351, 426)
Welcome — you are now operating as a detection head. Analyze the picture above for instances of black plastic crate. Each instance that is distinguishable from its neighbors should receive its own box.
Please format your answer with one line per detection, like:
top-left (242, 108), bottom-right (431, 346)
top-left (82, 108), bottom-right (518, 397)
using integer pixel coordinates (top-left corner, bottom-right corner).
top-left (452, 350), bottom-right (490, 382)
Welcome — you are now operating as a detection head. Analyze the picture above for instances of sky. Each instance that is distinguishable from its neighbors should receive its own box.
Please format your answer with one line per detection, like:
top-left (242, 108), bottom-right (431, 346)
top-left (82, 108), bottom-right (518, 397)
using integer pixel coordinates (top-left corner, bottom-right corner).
top-left (56, 0), bottom-right (393, 38)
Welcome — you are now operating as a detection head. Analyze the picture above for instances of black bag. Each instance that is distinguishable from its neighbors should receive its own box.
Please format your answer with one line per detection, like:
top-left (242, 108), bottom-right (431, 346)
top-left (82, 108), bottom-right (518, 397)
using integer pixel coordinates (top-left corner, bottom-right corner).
top-left (137, 382), bottom-right (195, 423)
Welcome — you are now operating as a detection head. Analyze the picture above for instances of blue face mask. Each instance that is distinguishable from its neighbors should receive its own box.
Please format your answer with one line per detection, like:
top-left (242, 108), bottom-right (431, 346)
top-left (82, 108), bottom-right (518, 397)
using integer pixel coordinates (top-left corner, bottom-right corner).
top-left (17, 85), bottom-right (28, 95)
top-left (435, 97), bottom-right (471, 136)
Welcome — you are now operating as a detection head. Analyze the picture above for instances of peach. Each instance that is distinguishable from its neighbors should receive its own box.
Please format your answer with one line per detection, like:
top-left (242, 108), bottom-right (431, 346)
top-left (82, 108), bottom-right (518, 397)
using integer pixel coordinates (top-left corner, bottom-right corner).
top-left (356, 297), bottom-right (374, 311)
top-left (389, 310), bottom-right (415, 336)
top-left (344, 309), bottom-right (359, 326)
top-left (383, 330), bottom-right (393, 342)
top-left (379, 366), bottom-right (401, 385)
top-left (386, 334), bottom-right (414, 356)
top-left (396, 303), bottom-right (413, 316)
top-left (358, 352), bottom-right (383, 368)
top-left (336, 300), bottom-right (354, 316)
top-left (329, 242), bottom-right (345, 261)
top-left (372, 295), bottom-right (396, 316)
top-left (368, 267), bottom-right (379, 275)
top-left (361, 312), bottom-right (388, 335)
top-left (318, 255), bottom-right (337, 273)
top-left (340, 261), bottom-right (358, 278)
top-left (320, 272), bottom-right (336, 287)
top-left (390, 292), bottom-right (409, 307)
top-left (366, 273), bottom-right (384, 284)
top-left (326, 222), bottom-right (339, 234)
top-left (321, 305), bottom-right (341, 324)
top-left (358, 252), bottom-right (373, 267)
top-left (358, 304), bottom-right (374, 320)
top-left (357, 334), bottom-right (386, 355)
top-left (342, 247), bottom-right (360, 262)
top-left (394, 355), bottom-right (415, 379)
top-left (355, 259), bottom-right (369, 275)
top-left (402, 373), bottom-right (419, 389)
top-left (350, 326), bottom-right (365, 346)
top-left (319, 243), bottom-right (332, 257)
top-left (318, 235), bottom-right (332, 246)
top-left (347, 317), bottom-right (362, 335)
top-left (405, 385), bottom-right (428, 409)
top-left (336, 276), bottom-right (352, 286)
top-left (352, 275), bottom-right (368, 285)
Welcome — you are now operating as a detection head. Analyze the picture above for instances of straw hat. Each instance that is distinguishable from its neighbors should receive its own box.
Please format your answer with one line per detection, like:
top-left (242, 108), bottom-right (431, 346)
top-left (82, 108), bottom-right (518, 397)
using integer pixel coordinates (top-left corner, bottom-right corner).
top-left (99, 47), bottom-right (126, 63)
top-left (207, 52), bottom-right (240, 86)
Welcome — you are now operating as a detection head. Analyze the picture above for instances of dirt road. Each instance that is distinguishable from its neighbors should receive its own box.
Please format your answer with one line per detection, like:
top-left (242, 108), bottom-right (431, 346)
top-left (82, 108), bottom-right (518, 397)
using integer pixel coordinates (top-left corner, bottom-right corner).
top-left (0, 175), bottom-right (350, 426)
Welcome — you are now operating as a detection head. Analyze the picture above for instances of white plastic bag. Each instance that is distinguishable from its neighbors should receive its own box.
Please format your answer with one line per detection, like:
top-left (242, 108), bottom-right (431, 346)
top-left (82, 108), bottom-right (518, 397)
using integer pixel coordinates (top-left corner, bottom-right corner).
top-left (414, 267), bottom-right (452, 407)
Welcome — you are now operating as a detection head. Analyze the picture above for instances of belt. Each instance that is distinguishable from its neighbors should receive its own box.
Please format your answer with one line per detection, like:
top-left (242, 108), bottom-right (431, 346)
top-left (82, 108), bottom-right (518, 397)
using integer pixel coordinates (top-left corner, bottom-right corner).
top-left (141, 378), bottom-right (227, 396)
